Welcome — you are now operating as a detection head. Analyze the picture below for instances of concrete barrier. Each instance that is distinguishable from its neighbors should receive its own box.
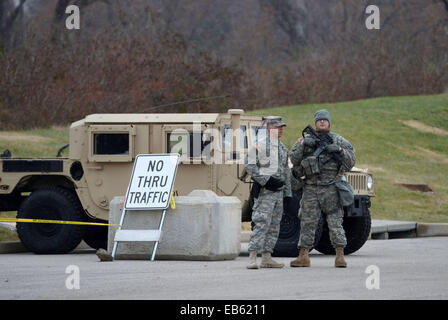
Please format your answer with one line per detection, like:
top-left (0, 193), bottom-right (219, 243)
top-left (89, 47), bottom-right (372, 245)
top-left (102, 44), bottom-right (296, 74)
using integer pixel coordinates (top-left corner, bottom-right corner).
top-left (241, 231), bottom-right (251, 243)
top-left (108, 190), bottom-right (242, 260)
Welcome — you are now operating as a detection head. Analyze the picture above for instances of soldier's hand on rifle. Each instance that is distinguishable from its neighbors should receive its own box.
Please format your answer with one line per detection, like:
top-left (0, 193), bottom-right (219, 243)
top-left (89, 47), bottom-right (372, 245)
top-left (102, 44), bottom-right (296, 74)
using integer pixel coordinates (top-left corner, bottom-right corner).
top-left (325, 143), bottom-right (342, 153)
top-left (264, 176), bottom-right (285, 191)
top-left (303, 137), bottom-right (316, 147)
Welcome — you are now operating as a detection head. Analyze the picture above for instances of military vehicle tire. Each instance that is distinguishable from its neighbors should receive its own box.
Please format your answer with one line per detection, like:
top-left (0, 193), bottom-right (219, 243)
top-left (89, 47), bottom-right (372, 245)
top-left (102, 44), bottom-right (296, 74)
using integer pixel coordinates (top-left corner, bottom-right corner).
top-left (83, 218), bottom-right (108, 250)
top-left (16, 187), bottom-right (86, 254)
top-left (314, 212), bottom-right (371, 255)
top-left (272, 190), bottom-right (324, 257)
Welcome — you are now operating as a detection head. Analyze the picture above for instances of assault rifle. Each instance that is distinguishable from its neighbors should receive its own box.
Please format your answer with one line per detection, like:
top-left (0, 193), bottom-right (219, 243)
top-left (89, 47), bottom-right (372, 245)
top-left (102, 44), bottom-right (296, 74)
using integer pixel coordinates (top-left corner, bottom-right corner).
top-left (301, 125), bottom-right (345, 167)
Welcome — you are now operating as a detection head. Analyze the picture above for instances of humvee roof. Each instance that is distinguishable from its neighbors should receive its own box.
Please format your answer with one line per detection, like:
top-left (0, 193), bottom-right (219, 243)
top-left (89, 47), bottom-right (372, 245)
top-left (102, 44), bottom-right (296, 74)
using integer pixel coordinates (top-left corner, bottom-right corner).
top-left (83, 113), bottom-right (221, 124)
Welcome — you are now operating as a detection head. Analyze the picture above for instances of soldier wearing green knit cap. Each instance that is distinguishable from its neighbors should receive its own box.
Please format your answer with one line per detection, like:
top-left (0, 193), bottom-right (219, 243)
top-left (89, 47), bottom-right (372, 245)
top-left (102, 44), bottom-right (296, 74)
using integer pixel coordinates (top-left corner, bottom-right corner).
top-left (314, 109), bottom-right (331, 129)
top-left (290, 109), bottom-right (356, 268)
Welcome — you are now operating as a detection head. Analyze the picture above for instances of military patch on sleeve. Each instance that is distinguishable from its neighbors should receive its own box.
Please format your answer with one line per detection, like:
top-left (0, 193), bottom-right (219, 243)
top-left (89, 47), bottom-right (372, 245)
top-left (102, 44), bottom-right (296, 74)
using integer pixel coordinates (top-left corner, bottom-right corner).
top-left (298, 137), bottom-right (304, 145)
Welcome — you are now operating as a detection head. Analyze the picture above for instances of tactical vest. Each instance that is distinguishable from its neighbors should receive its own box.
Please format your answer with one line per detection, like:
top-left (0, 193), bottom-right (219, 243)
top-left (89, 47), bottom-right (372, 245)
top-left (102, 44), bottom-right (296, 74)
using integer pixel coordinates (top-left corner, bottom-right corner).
top-left (302, 133), bottom-right (342, 185)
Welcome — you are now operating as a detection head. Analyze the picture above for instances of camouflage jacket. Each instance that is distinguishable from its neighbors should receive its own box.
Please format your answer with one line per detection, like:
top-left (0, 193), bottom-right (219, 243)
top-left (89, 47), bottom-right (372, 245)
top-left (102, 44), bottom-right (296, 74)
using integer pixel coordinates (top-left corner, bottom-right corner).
top-left (244, 136), bottom-right (292, 197)
top-left (290, 132), bottom-right (355, 186)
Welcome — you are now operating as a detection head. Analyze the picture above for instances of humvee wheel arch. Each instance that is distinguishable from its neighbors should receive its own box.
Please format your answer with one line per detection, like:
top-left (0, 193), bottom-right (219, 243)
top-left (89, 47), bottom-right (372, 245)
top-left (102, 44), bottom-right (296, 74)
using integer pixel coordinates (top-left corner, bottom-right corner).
top-left (16, 187), bottom-right (86, 254)
top-left (16, 175), bottom-right (77, 194)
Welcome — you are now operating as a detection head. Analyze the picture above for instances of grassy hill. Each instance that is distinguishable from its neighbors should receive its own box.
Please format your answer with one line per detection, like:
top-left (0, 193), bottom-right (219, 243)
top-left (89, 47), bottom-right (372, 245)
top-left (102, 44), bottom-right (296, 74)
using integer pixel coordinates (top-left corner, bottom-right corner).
top-left (1, 93), bottom-right (447, 241)
top-left (248, 93), bottom-right (448, 223)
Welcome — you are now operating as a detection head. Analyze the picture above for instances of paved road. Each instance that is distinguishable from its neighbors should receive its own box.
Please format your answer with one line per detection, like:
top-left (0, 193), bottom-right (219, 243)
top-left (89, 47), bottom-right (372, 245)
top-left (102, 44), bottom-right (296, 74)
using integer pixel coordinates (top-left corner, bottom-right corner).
top-left (0, 237), bottom-right (447, 300)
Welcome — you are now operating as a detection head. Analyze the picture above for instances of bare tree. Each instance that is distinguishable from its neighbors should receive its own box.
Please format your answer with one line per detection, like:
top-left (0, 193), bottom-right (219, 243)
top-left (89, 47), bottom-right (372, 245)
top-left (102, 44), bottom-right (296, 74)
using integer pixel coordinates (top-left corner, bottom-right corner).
top-left (0, 0), bottom-right (27, 46)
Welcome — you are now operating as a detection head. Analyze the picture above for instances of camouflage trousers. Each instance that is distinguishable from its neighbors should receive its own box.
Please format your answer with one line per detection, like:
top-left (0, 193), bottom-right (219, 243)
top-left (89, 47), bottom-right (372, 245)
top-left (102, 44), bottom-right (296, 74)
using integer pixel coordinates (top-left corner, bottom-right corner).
top-left (298, 184), bottom-right (347, 249)
top-left (248, 188), bottom-right (283, 253)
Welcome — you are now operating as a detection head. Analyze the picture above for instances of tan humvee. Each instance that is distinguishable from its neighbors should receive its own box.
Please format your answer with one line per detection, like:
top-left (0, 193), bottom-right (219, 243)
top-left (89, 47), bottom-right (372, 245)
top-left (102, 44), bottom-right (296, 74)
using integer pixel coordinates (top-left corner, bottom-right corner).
top-left (0, 109), bottom-right (374, 255)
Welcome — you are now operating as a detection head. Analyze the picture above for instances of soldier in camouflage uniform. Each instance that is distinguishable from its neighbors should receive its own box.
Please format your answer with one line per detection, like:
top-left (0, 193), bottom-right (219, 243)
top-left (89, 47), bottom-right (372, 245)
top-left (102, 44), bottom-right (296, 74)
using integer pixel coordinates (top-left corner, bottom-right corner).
top-left (244, 116), bottom-right (292, 269)
top-left (290, 109), bottom-right (355, 268)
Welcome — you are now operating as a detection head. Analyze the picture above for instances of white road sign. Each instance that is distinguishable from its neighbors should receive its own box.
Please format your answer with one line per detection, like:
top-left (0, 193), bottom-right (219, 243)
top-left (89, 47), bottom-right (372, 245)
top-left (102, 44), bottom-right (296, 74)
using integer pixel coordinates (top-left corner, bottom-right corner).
top-left (124, 154), bottom-right (180, 210)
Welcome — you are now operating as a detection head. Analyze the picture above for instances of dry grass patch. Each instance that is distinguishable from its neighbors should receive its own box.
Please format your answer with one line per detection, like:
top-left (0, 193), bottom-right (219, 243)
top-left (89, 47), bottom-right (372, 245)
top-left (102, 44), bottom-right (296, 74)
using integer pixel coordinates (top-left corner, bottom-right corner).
top-left (396, 145), bottom-right (448, 164)
top-left (400, 120), bottom-right (448, 136)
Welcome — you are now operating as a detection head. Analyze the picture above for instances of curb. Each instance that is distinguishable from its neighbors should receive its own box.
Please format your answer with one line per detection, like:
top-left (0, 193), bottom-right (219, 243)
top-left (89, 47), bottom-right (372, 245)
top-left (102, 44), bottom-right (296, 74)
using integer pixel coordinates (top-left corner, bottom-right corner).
top-left (416, 222), bottom-right (448, 237)
top-left (241, 220), bottom-right (448, 243)
top-left (0, 241), bottom-right (27, 254)
top-left (370, 220), bottom-right (417, 239)
top-left (370, 220), bottom-right (448, 239)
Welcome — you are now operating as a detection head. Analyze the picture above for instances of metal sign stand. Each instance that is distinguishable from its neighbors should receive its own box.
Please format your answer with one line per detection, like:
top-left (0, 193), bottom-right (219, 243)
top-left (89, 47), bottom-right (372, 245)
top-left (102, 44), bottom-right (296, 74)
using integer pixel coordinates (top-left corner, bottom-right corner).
top-left (111, 207), bottom-right (167, 261)
top-left (110, 153), bottom-right (179, 261)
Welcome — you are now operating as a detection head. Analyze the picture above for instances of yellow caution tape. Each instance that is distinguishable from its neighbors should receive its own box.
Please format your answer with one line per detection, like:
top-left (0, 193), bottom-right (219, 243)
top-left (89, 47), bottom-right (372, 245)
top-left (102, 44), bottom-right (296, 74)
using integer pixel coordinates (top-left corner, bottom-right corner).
top-left (0, 191), bottom-right (179, 225)
top-left (170, 190), bottom-right (177, 210)
top-left (0, 218), bottom-right (121, 227)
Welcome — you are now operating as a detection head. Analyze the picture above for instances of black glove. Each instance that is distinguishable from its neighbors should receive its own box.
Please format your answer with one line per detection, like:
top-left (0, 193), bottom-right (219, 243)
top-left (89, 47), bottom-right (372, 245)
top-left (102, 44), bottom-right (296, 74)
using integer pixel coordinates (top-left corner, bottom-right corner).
top-left (325, 143), bottom-right (341, 153)
top-left (264, 176), bottom-right (285, 191)
top-left (303, 137), bottom-right (316, 147)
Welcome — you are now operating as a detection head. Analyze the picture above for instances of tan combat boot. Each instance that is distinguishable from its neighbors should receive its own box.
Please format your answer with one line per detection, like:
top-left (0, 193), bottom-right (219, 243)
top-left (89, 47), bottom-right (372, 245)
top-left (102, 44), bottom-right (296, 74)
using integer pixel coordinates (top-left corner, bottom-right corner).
top-left (260, 252), bottom-right (284, 268)
top-left (290, 247), bottom-right (310, 267)
top-left (96, 248), bottom-right (113, 262)
top-left (335, 246), bottom-right (347, 268)
top-left (247, 250), bottom-right (259, 269)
